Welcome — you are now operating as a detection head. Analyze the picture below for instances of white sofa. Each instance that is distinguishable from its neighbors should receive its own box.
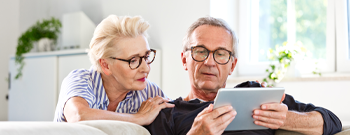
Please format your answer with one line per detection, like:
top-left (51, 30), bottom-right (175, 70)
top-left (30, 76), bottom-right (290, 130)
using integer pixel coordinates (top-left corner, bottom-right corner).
top-left (0, 120), bottom-right (349, 135)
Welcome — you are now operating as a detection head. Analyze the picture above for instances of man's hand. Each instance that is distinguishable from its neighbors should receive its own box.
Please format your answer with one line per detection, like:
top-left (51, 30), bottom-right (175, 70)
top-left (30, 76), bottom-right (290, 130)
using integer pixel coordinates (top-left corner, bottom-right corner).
top-left (253, 102), bottom-right (288, 129)
top-left (256, 80), bottom-right (267, 87)
top-left (135, 96), bottom-right (175, 125)
top-left (187, 104), bottom-right (236, 135)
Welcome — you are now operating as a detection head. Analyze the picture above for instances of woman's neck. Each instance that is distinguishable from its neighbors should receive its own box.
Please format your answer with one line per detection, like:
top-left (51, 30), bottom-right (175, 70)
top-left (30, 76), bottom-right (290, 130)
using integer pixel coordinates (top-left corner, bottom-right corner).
top-left (101, 73), bottom-right (130, 110)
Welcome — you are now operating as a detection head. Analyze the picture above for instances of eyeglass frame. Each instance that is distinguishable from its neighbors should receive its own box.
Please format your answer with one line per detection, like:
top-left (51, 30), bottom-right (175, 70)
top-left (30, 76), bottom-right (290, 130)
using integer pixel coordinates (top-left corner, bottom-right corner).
top-left (109, 49), bottom-right (156, 70)
top-left (185, 46), bottom-right (234, 65)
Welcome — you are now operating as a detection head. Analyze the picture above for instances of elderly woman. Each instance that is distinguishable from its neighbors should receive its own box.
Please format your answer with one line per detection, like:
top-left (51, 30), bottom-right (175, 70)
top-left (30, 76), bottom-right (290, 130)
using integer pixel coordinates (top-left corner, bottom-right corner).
top-left (54, 15), bottom-right (174, 125)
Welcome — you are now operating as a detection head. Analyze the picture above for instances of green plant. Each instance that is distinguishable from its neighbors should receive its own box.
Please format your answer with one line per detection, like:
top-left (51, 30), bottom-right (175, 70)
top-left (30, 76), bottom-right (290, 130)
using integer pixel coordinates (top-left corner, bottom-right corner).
top-left (263, 42), bottom-right (308, 87)
top-left (15, 17), bottom-right (62, 79)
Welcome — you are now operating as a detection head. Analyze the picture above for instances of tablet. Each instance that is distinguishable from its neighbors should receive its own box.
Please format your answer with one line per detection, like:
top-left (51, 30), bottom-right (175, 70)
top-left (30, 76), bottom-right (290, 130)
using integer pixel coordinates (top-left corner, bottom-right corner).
top-left (213, 87), bottom-right (285, 131)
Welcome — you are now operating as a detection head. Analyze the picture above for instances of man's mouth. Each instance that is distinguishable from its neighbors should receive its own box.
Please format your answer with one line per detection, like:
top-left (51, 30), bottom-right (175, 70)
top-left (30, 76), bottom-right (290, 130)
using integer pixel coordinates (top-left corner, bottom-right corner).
top-left (202, 73), bottom-right (216, 76)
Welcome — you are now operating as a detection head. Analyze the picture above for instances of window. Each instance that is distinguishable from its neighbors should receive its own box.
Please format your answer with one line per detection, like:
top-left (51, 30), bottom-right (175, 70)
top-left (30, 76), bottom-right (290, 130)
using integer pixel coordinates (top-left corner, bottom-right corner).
top-left (211, 0), bottom-right (350, 75)
top-left (237, 0), bottom-right (336, 75)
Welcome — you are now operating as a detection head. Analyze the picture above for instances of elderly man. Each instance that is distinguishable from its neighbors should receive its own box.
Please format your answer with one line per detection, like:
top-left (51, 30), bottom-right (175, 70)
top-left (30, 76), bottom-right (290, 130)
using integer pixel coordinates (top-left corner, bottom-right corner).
top-left (145, 17), bottom-right (342, 135)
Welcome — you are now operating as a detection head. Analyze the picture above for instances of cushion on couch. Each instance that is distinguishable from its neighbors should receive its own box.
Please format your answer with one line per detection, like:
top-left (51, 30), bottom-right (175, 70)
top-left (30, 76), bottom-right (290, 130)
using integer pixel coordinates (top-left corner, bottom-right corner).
top-left (336, 125), bottom-right (350, 135)
top-left (78, 120), bottom-right (150, 135)
top-left (275, 125), bottom-right (350, 135)
top-left (0, 121), bottom-right (107, 135)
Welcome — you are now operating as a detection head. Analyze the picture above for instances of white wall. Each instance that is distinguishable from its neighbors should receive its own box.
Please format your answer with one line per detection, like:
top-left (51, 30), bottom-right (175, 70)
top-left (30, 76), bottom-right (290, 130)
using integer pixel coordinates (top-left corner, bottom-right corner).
top-left (277, 80), bottom-right (350, 122)
top-left (100, 0), bottom-right (210, 99)
top-left (17, 0), bottom-right (209, 100)
top-left (0, 0), bottom-right (19, 121)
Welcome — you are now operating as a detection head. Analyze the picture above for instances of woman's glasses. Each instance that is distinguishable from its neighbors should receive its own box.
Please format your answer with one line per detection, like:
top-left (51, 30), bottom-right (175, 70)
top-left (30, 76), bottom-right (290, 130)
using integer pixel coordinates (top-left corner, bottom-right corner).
top-left (110, 49), bottom-right (156, 69)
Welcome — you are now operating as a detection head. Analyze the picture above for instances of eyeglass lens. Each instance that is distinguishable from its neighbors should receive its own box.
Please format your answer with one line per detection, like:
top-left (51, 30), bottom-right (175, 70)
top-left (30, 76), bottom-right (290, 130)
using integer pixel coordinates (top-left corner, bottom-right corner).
top-left (129, 51), bottom-right (155, 69)
top-left (192, 46), bottom-right (231, 64)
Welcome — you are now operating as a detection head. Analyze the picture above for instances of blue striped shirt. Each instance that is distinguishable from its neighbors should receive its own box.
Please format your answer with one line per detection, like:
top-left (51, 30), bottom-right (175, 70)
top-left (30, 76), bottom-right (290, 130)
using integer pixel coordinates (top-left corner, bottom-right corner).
top-left (54, 66), bottom-right (168, 122)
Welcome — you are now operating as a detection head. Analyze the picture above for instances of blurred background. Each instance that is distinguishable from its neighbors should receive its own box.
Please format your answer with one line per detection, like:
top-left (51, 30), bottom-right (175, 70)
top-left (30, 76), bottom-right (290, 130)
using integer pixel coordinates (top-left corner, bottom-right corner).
top-left (0, 0), bottom-right (349, 125)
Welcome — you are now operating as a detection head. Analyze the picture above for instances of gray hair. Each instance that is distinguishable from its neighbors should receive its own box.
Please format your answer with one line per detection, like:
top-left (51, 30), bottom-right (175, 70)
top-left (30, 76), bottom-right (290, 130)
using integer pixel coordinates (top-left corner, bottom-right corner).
top-left (88, 15), bottom-right (150, 73)
top-left (182, 16), bottom-right (238, 58)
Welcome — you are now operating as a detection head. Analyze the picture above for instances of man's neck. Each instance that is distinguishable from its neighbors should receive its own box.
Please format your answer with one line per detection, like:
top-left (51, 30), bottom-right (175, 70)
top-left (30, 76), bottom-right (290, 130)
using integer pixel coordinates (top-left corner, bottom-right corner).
top-left (184, 87), bottom-right (218, 102)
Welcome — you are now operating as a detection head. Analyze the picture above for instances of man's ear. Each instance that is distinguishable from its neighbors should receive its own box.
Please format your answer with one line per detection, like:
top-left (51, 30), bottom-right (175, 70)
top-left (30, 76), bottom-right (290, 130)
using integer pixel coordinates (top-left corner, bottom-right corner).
top-left (99, 59), bottom-right (112, 75)
top-left (181, 52), bottom-right (188, 71)
top-left (228, 58), bottom-right (237, 75)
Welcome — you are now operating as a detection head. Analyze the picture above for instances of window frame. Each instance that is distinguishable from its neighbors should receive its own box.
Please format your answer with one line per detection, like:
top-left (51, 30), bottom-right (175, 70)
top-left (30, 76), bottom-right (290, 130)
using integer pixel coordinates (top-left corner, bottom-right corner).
top-left (336, 0), bottom-right (350, 72)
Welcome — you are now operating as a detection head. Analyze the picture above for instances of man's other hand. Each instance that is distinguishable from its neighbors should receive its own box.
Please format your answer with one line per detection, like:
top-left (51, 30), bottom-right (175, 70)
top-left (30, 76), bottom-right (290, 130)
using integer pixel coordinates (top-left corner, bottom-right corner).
top-left (255, 80), bottom-right (267, 87)
top-left (187, 104), bottom-right (236, 135)
top-left (253, 103), bottom-right (288, 129)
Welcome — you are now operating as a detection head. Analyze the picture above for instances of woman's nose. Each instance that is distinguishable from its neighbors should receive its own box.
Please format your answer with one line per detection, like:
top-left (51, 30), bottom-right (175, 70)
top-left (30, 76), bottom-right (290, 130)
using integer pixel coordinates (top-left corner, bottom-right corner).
top-left (138, 58), bottom-right (150, 73)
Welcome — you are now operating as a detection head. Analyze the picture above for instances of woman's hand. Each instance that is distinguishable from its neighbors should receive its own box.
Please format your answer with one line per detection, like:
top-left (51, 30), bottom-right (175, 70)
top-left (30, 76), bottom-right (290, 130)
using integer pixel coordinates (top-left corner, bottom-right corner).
top-left (134, 96), bottom-right (175, 125)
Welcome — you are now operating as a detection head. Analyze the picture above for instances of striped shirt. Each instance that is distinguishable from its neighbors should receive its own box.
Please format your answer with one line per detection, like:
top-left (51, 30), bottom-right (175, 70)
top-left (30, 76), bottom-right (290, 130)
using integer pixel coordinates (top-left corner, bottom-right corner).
top-left (54, 66), bottom-right (168, 122)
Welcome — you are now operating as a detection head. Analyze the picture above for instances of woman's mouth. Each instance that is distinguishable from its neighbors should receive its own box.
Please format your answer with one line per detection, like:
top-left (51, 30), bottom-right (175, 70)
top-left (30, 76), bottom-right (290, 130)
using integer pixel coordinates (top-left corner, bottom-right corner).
top-left (137, 77), bottom-right (146, 82)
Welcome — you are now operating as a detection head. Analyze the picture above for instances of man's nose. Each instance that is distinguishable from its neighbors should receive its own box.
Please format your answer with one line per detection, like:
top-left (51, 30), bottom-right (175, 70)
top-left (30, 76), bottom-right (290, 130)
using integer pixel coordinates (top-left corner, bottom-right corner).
top-left (204, 52), bottom-right (216, 66)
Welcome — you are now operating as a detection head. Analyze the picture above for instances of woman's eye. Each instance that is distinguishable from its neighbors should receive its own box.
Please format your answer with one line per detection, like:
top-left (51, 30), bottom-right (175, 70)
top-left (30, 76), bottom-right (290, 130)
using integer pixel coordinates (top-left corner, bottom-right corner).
top-left (130, 58), bottom-right (137, 63)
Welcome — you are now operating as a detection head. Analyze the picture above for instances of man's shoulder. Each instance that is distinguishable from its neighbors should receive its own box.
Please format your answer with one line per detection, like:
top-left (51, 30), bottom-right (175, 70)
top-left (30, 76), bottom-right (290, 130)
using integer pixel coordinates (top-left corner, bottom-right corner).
top-left (162, 97), bottom-right (212, 114)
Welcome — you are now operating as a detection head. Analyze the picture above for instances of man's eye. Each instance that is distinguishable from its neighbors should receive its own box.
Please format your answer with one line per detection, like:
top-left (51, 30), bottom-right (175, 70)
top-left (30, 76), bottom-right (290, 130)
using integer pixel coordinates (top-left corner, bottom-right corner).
top-left (195, 51), bottom-right (206, 54)
top-left (218, 53), bottom-right (226, 56)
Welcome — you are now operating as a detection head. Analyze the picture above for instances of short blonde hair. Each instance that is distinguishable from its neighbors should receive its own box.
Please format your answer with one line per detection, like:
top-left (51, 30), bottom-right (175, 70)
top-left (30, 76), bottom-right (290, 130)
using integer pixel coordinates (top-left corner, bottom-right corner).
top-left (88, 15), bottom-right (150, 72)
top-left (182, 17), bottom-right (238, 58)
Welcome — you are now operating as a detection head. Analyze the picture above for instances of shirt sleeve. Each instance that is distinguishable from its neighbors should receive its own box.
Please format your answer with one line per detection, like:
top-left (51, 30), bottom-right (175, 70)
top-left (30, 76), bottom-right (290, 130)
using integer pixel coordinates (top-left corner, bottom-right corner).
top-left (54, 69), bottom-right (95, 122)
top-left (283, 94), bottom-right (342, 135)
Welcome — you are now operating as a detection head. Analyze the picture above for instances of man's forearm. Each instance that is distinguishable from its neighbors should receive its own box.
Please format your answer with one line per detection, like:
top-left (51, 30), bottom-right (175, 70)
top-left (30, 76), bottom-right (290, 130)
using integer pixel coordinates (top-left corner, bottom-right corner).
top-left (281, 111), bottom-right (324, 135)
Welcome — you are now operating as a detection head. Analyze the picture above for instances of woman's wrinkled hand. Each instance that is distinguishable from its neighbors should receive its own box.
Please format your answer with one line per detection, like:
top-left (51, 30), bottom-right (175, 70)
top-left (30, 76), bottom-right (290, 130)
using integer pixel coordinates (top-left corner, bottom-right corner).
top-left (134, 96), bottom-right (174, 125)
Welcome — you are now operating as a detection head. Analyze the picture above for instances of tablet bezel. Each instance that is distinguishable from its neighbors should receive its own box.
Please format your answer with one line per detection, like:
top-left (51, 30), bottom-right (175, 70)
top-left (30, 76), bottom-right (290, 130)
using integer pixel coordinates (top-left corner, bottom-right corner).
top-left (213, 87), bottom-right (285, 131)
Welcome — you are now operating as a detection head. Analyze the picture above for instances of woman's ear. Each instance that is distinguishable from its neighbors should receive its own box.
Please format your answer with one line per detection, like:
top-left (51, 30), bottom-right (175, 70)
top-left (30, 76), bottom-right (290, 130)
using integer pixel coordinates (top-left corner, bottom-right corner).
top-left (99, 59), bottom-right (111, 75)
top-left (181, 52), bottom-right (188, 71)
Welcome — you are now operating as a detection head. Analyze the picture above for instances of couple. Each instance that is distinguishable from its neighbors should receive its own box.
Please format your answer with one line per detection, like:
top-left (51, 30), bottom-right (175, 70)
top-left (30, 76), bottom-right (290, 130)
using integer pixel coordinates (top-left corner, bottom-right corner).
top-left (54, 15), bottom-right (342, 135)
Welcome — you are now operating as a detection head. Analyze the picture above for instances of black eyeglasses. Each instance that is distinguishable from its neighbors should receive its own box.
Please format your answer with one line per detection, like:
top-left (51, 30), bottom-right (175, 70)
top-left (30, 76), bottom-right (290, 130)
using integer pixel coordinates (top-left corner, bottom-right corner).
top-left (110, 49), bottom-right (156, 69)
top-left (185, 46), bottom-right (234, 65)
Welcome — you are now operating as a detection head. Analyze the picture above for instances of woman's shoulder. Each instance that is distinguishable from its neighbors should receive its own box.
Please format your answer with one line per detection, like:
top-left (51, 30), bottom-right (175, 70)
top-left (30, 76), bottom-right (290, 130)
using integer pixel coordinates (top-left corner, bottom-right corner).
top-left (64, 66), bottom-right (96, 83)
top-left (143, 79), bottom-right (170, 98)
top-left (145, 79), bottom-right (161, 90)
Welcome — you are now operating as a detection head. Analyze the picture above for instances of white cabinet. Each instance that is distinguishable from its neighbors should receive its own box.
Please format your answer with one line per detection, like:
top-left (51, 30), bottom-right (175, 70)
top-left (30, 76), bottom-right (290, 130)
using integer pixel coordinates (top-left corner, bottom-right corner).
top-left (8, 50), bottom-right (91, 121)
top-left (8, 49), bottom-right (162, 121)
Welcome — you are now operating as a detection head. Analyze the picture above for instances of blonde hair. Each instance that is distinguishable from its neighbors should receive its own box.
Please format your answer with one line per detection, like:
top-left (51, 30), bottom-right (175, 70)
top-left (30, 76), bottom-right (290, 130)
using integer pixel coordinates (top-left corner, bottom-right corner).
top-left (182, 17), bottom-right (238, 58)
top-left (88, 15), bottom-right (150, 72)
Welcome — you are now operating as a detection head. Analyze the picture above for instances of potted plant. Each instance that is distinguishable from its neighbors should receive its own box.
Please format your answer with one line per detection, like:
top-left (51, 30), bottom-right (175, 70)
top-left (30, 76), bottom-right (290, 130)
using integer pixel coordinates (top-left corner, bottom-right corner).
top-left (15, 17), bottom-right (62, 79)
top-left (263, 41), bottom-right (310, 86)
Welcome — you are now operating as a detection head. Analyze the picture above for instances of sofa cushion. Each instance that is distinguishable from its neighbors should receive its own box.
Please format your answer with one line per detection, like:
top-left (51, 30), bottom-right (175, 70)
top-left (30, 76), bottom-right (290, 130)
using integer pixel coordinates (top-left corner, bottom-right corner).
top-left (275, 125), bottom-right (350, 135)
top-left (335, 125), bottom-right (350, 135)
top-left (0, 121), bottom-right (107, 135)
top-left (78, 120), bottom-right (150, 135)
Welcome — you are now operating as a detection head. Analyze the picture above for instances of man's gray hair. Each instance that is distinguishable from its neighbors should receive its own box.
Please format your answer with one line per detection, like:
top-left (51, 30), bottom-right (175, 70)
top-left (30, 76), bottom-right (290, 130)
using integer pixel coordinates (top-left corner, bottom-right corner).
top-left (182, 16), bottom-right (238, 58)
